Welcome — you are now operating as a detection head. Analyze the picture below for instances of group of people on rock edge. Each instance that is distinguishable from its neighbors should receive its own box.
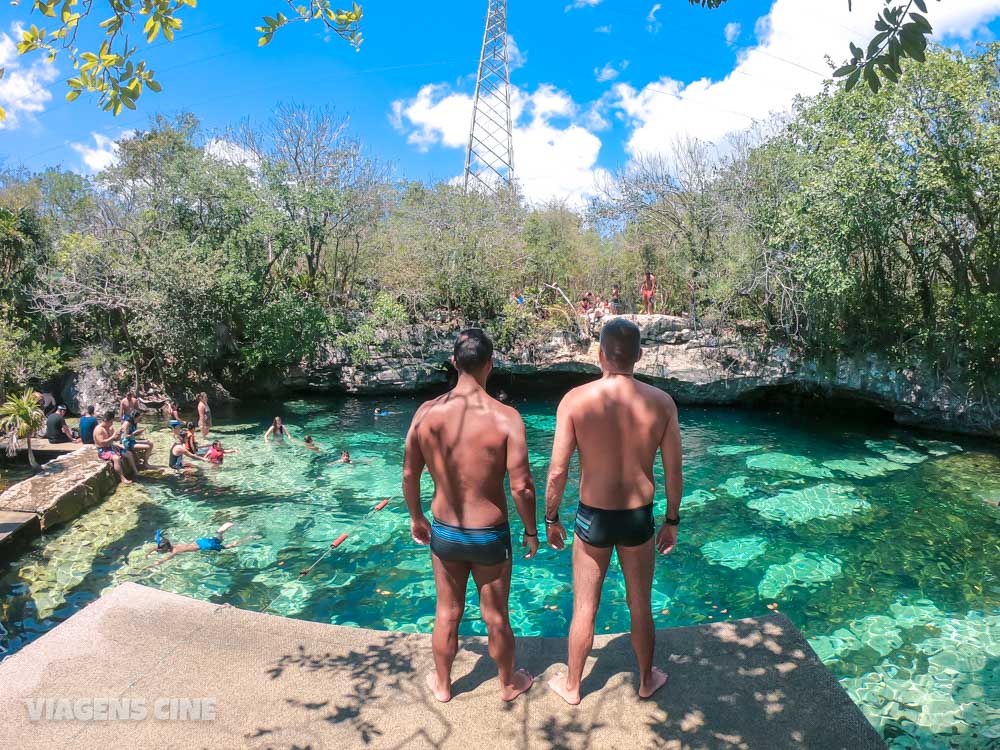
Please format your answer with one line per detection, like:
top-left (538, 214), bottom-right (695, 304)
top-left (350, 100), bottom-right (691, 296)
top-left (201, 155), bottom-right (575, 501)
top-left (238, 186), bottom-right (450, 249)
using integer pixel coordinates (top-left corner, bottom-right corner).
top-left (403, 319), bottom-right (682, 705)
top-left (512, 271), bottom-right (660, 320)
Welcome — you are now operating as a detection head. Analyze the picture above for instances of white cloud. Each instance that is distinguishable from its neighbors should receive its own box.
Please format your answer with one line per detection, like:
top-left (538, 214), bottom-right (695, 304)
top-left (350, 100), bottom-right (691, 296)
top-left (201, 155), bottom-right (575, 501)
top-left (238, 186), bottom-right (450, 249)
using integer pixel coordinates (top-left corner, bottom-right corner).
top-left (507, 34), bottom-right (526, 72)
top-left (565, 0), bottom-right (602, 11)
top-left (724, 22), bottom-right (741, 46)
top-left (595, 60), bottom-right (629, 83)
top-left (69, 131), bottom-right (133, 172)
top-left (0, 28), bottom-right (59, 130)
top-left (594, 25), bottom-right (612, 34)
top-left (617, 0), bottom-right (1000, 158)
top-left (204, 138), bottom-right (260, 170)
top-left (391, 83), bottom-right (608, 207)
top-left (646, 4), bottom-right (662, 34)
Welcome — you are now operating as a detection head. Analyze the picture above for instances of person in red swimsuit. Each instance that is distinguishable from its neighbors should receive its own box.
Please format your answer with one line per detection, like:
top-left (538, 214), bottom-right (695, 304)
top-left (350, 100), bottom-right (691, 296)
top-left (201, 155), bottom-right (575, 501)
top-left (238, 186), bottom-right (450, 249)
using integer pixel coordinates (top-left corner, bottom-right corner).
top-left (640, 271), bottom-right (657, 314)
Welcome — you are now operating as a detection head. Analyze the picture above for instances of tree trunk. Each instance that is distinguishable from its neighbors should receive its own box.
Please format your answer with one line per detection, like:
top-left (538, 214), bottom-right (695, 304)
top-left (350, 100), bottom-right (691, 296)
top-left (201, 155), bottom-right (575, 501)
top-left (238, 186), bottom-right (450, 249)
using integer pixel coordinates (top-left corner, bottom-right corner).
top-left (27, 436), bottom-right (38, 471)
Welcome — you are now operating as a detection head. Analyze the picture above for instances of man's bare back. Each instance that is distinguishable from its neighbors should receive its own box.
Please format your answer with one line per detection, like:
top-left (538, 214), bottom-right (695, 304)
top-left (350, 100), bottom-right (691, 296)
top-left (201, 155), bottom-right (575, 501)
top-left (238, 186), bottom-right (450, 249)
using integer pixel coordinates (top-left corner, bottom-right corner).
top-left (409, 388), bottom-right (524, 527)
top-left (561, 376), bottom-right (674, 510)
top-left (402, 329), bottom-right (537, 704)
top-left (544, 318), bottom-right (682, 706)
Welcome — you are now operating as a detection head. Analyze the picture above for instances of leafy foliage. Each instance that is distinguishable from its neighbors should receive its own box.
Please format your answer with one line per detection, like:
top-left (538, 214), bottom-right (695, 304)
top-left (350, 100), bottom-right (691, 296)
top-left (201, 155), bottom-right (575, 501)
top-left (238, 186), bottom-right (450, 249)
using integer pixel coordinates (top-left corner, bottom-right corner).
top-left (3, 0), bottom-right (363, 120)
top-left (0, 389), bottom-right (45, 468)
top-left (689, 0), bottom-right (941, 93)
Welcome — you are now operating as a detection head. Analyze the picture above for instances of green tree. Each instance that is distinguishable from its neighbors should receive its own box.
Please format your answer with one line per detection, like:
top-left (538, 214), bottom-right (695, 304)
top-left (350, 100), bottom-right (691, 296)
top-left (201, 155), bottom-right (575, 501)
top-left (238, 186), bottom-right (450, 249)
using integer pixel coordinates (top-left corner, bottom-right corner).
top-left (1, 389), bottom-right (45, 470)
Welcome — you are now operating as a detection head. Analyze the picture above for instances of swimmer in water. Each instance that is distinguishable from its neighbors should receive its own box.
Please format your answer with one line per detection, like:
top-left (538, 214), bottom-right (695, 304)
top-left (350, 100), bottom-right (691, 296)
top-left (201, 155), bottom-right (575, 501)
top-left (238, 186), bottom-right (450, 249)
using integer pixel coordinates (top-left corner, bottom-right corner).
top-left (206, 441), bottom-right (238, 464)
top-left (338, 450), bottom-right (352, 464)
top-left (303, 436), bottom-right (321, 452)
top-left (374, 407), bottom-right (393, 417)
top-left (150, 523), bottom-right (257, 565)
top-left (264, 416), bottom-right (296, 443)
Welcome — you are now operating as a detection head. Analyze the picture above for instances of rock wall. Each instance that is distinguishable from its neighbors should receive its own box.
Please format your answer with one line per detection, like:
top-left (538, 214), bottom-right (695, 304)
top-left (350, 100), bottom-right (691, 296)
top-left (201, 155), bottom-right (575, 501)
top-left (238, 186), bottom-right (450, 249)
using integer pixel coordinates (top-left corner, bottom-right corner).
top-left (282, 315), bottom-right (999, 439)
top-left (0, 448), bottom-right (118, 531)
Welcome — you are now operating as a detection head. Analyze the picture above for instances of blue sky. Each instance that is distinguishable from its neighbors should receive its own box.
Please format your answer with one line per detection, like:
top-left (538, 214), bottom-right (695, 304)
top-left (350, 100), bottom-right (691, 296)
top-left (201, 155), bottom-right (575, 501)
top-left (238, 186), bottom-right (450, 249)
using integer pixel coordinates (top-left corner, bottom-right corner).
top-left (2, 1), bottom-right (1000, 205)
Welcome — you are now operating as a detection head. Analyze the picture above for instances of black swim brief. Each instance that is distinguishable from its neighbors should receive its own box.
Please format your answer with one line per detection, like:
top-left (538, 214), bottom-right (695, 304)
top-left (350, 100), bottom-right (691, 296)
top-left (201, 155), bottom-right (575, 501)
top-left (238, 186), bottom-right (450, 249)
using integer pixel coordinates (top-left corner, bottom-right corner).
top-left (574, 503), bottom-right (655, 548)
top-left (430, 518), bottom-right (512, 566)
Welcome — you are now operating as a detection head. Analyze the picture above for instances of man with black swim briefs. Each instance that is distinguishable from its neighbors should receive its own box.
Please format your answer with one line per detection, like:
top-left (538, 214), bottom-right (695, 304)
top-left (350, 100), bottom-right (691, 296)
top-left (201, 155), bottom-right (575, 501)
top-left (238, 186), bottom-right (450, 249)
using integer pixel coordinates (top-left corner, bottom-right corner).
top-left (544, 317), bottom-right (683, 705)
top-left (403, 328), bottom-right (539, 704)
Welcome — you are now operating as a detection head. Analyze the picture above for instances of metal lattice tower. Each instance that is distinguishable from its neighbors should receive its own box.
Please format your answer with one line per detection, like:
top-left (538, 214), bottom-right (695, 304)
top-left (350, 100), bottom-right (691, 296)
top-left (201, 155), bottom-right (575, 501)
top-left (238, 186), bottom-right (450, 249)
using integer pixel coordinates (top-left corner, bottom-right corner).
top-left (464, 0), bottom-right (514, 193)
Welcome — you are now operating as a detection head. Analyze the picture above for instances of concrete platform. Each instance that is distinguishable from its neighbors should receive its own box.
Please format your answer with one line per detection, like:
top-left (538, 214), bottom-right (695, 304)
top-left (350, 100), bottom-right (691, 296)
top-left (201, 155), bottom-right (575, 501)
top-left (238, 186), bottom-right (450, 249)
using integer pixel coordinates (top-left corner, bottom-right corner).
top-left (14, 438), bottom-right (83, 455)
top-left (0, 583), bottom-right (885, 749)
top-left (0, 509), bottom-right (39, 555)
top-left (0, 448), bottom-right (116, 536)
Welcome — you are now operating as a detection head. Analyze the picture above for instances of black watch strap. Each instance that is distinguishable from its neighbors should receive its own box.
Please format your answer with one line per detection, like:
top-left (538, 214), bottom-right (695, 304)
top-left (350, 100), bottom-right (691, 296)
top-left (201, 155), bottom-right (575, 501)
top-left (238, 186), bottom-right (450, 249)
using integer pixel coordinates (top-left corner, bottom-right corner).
top-left (664, 515), bottom-right (680, 526)
top-left (523, 529), bottom-right (538, 537)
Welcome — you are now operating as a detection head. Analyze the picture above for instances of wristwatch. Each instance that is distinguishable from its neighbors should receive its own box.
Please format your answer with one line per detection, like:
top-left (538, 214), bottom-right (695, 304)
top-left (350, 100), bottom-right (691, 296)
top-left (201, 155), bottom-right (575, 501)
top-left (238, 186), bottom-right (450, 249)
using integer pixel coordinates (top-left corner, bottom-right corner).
top-left (664, 515), bottom-right (680, 526)
top-left (545, 514), bottom-right (560, 525)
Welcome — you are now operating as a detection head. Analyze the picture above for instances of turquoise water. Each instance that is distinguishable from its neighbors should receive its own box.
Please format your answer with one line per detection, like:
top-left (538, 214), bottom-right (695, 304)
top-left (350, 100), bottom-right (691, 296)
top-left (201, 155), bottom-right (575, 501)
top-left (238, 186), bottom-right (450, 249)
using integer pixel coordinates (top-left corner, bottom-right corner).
top-left (1, 395), bottom-right (999, 748)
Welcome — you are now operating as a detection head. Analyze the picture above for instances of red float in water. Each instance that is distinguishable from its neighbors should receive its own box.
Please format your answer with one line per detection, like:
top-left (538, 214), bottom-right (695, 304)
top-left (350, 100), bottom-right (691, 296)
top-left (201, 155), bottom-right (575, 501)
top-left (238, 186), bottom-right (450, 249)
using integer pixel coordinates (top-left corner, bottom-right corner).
top-left (331, 533), bottom-right (350, 548)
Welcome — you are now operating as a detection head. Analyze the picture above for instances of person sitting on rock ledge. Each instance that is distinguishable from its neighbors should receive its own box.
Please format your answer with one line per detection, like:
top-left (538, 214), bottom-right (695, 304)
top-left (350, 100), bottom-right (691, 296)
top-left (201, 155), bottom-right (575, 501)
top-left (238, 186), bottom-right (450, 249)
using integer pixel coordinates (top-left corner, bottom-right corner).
top-left (122, 412), bottom-right (154, 469)
top-left (79, 405), bottom-right (99, 445)
top-left (45, 405), bottom-right (80, 445)
top-left (93, 410), bottom-right (137, 484)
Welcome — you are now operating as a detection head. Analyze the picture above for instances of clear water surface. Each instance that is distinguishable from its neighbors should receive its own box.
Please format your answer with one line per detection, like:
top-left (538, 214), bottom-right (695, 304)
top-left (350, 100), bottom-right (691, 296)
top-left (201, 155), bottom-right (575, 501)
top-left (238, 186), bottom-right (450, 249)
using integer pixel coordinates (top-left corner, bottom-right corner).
top-left (1, 396), bottom-right (998, 749)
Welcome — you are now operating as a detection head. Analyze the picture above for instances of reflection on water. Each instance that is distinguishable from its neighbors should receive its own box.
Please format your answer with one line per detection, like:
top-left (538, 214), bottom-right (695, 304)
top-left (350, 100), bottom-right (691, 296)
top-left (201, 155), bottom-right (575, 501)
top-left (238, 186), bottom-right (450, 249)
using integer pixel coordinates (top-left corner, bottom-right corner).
top-left (1, 396), bottom-right (998, 748)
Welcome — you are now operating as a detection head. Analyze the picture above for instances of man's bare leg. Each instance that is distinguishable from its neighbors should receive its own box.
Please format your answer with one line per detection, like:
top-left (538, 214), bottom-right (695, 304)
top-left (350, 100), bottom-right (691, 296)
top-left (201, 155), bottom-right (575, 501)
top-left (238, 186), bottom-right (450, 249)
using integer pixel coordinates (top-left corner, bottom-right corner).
top-left (618, 538), bottom-right (667, 698)
top-left (549, 538), bottom-right (613, 705)
top-left (428, 554), bottom-right (470, 703)
top-left (472, 559), bottom-right (533, 701)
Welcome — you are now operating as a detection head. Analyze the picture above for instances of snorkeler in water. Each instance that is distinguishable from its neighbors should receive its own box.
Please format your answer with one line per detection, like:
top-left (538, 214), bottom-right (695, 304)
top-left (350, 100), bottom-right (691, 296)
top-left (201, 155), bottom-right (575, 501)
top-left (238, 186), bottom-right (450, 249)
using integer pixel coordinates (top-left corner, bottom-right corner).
top-left (151, 523), bottom-right (256, 565)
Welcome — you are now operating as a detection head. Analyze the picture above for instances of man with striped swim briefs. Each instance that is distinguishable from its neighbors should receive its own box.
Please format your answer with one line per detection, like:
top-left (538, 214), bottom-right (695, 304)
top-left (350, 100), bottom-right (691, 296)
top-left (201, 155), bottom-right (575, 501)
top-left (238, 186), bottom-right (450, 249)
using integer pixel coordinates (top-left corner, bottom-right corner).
top-left (403, 329), bottom-right (539, 703)
top-left (544, 317), bottom-right (684, 705)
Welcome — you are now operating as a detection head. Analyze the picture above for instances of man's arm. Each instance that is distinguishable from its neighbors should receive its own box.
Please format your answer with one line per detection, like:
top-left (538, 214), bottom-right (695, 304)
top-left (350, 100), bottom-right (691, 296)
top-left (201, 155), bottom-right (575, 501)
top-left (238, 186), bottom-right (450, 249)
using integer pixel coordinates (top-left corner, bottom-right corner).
top-left (545, 396), bottom-right (577, 549)
top-left (402, 406), bottom-right (431, 545)
top-left (656, 397), bottom-right (683, 555)
top-left (505, 411), bottom-right (538, 558)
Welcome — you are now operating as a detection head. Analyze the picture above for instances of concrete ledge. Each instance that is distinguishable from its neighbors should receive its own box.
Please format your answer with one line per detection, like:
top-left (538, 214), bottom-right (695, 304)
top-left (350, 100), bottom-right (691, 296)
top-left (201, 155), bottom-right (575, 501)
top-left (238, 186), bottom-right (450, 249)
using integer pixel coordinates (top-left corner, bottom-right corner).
top-left (0, 583), bottom-right (885, 749)
top-left (0, 448), bottom-right (116, 534)
top-left (0, 510), bottom-right (40, 559)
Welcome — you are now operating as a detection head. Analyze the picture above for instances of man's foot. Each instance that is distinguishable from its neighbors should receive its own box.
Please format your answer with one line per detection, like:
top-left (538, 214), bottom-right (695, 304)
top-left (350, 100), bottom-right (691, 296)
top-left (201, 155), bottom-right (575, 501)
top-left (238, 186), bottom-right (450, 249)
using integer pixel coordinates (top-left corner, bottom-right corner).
top-left (121, 478), bottom-right (133, 485)
top-left (425, 672), bottom-right (452, 703)
top-left (638, 667), bottom-right (668, 699)
top-left (500, 669), bottom-right (534, 702)
top-left (547, 672), bottom-right (581, 705)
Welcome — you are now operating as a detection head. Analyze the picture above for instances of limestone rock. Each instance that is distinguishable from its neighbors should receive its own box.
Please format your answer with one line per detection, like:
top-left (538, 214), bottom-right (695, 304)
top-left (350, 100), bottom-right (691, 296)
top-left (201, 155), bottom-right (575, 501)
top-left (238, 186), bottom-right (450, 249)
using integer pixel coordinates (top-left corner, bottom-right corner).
top-left (283, 314), bottom-right (999, 439)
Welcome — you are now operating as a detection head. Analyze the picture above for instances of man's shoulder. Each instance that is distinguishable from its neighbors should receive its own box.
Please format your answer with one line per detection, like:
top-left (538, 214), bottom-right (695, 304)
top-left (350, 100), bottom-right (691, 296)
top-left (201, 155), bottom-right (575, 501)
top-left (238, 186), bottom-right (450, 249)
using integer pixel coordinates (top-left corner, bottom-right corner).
top-left (636, 380), bottom-right (676, 413)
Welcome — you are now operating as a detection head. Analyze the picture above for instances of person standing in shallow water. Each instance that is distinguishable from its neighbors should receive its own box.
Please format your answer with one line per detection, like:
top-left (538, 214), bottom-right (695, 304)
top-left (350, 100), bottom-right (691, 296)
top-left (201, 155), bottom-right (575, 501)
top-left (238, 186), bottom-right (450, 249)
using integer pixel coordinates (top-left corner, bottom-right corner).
top-left (545, 317), bottom-right (683, 705)
top-left (403, 329), bottom-right (538, 704)
top-left (197, 392), bottom-right (212, 438)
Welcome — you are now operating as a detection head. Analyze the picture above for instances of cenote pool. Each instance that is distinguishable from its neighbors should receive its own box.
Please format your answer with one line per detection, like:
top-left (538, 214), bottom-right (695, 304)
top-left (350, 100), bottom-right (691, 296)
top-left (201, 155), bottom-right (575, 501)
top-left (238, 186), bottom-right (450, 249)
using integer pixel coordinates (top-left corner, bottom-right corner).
top-left (1, 395), bottom-right (998, 748)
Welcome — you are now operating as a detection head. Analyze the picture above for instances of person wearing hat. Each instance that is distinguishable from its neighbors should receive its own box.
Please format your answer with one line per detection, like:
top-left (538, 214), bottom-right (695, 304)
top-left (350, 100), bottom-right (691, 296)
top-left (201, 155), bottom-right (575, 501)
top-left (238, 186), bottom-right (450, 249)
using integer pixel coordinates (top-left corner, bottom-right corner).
top-left (45, 405), bottom-right (80, 445)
